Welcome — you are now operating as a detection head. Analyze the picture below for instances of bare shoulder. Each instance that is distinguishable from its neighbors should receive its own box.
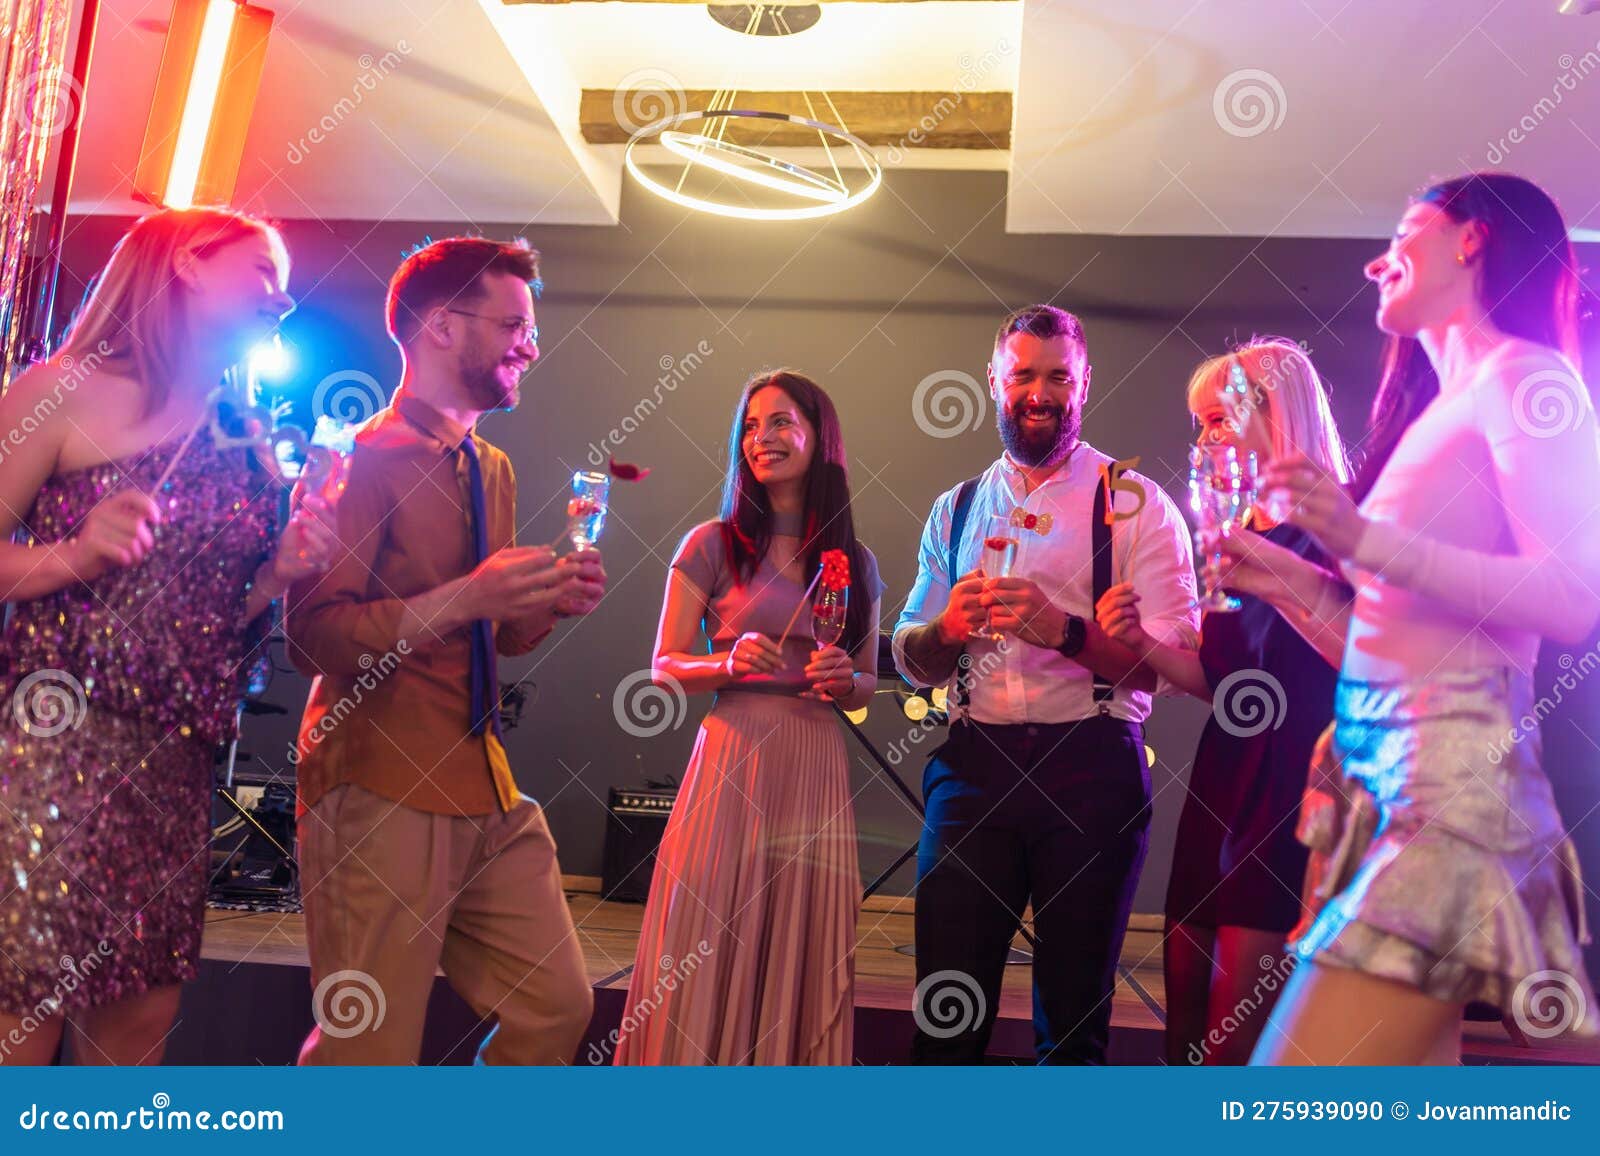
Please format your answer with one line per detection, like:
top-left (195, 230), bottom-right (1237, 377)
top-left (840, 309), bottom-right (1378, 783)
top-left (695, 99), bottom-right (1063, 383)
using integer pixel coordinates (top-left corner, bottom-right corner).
top-left (0, 359), bottom-right (91, 463)
top-left (1479, 338), bottom-right (1582, 392)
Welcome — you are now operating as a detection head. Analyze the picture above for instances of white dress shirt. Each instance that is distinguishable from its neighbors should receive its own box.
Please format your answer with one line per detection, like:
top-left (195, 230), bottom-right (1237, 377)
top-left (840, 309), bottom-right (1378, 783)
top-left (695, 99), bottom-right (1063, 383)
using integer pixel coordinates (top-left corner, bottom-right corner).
top-left (893, 443), bottom-right (1199, 725)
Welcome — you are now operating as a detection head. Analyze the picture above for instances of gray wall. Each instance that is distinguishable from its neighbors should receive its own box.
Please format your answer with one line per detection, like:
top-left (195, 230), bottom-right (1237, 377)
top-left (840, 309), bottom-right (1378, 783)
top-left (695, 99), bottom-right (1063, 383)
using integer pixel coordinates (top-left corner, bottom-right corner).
top-left (54, 171), bottom-right (1441, 911)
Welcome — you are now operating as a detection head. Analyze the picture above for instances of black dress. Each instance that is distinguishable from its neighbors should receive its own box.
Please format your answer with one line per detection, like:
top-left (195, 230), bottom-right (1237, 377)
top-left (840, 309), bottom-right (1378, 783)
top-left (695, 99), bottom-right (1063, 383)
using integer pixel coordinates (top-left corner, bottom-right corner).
top-left (1164, 524), bottom-right (1340, 935)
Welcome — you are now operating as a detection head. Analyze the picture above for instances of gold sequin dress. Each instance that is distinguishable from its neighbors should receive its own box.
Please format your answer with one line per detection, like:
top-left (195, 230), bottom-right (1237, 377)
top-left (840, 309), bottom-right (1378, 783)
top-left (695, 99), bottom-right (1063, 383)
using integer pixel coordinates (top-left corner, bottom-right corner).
top-left (1, 429), bottom-right (276, 1016)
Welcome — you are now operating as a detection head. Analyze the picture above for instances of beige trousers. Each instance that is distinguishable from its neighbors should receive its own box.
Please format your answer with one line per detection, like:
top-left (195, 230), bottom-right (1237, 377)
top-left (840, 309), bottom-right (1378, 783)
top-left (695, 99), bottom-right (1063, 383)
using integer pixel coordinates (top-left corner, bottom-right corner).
top-left (296, 784), bottom-right (593, 1064)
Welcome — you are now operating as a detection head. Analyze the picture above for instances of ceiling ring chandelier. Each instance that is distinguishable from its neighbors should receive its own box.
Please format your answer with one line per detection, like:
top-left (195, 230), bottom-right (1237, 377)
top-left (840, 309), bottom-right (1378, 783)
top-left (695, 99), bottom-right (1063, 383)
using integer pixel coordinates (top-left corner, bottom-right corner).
top-left (626, 108), bottom-right (881, 221)
top-left (622, 3), bottom-right (883, 221)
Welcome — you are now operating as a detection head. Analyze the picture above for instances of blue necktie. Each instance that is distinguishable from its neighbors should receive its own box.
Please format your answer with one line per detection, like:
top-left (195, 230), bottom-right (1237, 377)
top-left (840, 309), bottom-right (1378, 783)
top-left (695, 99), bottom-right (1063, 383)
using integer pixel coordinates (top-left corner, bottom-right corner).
top-left (459, 435), bottom-right (501, 739)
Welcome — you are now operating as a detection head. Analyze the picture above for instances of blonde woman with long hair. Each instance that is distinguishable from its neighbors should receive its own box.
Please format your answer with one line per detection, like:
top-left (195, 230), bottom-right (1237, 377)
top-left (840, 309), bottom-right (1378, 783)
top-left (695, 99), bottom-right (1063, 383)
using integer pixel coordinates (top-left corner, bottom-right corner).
top-left (1095, 338), bottom-right (1352, 1063)
top-left (0, 208), bottom-right (335, 1064)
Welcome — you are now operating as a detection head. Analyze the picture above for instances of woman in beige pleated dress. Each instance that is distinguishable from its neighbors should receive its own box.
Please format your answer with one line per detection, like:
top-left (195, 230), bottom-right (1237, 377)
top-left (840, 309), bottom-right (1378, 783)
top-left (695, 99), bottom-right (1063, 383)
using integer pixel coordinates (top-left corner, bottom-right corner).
top-left (613, 369), bottom-right (883, 1065)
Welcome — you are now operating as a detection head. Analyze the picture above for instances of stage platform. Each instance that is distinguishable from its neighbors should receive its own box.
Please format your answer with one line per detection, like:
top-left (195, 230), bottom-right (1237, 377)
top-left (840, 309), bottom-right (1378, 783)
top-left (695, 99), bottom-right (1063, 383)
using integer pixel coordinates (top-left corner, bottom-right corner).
top-left (179, 879), bottom-right (1600, 1066)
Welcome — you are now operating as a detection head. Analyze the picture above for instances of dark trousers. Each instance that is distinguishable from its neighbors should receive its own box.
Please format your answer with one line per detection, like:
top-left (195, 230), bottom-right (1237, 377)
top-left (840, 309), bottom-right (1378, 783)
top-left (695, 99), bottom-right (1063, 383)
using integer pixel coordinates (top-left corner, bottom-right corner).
top-left (911, 716), bottom-right (1150, 1065)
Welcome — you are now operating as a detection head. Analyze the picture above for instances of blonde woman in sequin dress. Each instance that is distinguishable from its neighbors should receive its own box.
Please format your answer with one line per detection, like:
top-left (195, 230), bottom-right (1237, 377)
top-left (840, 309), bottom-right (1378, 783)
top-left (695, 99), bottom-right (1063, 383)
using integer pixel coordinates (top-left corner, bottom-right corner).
top-left (0, 209), bottom-right (336, 1064)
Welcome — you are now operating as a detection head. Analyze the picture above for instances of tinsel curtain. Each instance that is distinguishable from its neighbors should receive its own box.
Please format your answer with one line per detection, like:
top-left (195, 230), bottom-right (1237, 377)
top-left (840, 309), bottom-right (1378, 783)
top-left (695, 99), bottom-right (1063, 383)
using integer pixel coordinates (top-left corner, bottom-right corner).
top-left (0, 0), bottom-right (73, 394)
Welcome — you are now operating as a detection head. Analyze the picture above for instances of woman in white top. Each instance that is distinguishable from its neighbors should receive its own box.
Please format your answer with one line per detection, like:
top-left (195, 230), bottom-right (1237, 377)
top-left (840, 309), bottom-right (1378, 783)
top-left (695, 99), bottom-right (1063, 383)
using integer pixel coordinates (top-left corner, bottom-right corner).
top-left (1220, 172), bottom-right (1600, 1064)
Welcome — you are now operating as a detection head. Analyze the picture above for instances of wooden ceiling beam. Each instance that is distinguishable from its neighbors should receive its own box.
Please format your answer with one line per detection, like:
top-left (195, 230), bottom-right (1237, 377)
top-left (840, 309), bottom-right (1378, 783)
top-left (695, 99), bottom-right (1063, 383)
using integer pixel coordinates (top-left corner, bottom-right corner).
top-left (580, 89), bottom-right (1011, 148)
top-left (506, 1), bottom-right (996, 5)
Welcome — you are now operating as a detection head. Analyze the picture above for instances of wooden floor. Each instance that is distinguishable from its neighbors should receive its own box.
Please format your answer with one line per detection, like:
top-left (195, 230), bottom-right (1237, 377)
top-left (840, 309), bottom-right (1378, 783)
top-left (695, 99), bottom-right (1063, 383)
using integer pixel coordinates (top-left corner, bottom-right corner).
top-left (201, 879), bottom-right (1600, 1065)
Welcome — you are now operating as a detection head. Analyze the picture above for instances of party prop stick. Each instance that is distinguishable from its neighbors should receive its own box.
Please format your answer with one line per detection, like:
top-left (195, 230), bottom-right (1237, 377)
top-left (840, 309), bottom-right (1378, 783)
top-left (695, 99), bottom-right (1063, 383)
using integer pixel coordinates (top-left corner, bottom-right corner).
top-left (1099, 457), bottom-right (1148, 585)
top-left (149, 403), bottom-right (215, 492)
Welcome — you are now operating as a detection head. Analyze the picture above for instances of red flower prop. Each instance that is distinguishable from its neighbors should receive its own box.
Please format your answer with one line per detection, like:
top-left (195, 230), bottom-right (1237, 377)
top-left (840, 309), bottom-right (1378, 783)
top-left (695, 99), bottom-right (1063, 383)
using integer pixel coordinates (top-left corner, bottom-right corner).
top-left (608, 457), bottom-right (651, 481)
top-left (984, 535), bottom-right (1013, 552)
top-left (820, 548), bottom-right (851, 592)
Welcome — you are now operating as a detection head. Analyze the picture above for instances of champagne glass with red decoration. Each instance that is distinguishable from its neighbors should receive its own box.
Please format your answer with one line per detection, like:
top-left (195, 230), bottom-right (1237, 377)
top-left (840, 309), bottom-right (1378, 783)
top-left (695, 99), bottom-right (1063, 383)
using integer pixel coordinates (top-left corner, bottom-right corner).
top-left (812, 549), bottom-right (851, 648)
top-left (974, 514), bottom-right (1018, 641)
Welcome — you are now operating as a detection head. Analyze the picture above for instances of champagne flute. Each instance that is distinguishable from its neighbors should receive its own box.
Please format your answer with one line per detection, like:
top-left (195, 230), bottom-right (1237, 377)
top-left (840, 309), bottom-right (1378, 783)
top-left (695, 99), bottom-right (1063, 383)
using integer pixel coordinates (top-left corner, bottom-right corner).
top-left (565, 470), bottom-right (610, 550)
top-left (812, 583), bottom-right (849, 648)
top-left (974, 513), bottom-right (1019, 641)
top-left (305, 415), bottom-right (355, 505)
top-left (1188, 445), bottom-right (1257, 612)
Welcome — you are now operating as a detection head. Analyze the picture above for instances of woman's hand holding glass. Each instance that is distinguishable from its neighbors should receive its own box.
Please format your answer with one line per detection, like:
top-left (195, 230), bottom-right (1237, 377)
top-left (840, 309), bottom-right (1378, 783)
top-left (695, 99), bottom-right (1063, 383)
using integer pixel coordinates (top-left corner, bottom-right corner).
top-left (1260, 453), bottom-right (1367, 560)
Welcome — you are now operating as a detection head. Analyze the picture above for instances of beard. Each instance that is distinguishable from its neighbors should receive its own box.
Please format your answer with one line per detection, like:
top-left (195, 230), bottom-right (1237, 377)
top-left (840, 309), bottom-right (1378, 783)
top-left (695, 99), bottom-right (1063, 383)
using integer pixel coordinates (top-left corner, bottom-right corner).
top-left (461, 346), bottom-right (520, 412)
top-left (998, 398), bottom-right (1080, 467)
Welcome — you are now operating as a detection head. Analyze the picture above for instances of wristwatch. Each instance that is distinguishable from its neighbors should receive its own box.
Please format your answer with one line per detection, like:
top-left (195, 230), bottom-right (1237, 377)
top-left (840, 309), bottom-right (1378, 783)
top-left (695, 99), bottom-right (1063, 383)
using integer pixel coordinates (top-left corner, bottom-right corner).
top-left (1055, 613), bottom-right (1088, 658)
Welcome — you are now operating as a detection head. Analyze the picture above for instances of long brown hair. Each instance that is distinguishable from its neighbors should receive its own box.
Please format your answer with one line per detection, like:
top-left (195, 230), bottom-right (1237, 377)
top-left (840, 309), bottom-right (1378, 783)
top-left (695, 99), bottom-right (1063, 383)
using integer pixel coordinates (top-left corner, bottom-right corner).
top-left (1353, 172), bottom-right (1582, 499)
top-left (720, 369), bottom-right (873, 654)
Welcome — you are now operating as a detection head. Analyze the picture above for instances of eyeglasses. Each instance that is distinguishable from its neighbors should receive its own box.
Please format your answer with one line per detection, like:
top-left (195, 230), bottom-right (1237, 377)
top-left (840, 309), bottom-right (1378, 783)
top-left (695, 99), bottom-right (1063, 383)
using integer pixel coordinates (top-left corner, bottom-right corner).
top-left (446, 309), bottom-right (538, 346)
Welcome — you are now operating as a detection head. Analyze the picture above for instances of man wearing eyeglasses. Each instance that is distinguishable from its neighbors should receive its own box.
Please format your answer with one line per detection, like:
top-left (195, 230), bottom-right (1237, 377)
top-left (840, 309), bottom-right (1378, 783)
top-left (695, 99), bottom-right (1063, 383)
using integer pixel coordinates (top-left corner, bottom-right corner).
top-left (286, 237), bottom-right (606, 1064)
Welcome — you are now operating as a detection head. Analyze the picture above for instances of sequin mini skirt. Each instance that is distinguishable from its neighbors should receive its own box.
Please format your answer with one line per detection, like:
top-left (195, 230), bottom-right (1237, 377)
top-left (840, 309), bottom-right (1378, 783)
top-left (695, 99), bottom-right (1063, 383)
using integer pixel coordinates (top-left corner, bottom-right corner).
top-left (1291, 667), bottom-right (1595, 1036)
top-left (1, 709), bottom-right (214, 1018)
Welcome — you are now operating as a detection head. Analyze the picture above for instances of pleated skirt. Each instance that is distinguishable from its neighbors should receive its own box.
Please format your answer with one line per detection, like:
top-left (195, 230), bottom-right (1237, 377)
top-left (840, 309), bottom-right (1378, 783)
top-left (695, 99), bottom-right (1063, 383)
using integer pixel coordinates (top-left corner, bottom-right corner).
top-left (612, 691), bottom-right (859, 1065)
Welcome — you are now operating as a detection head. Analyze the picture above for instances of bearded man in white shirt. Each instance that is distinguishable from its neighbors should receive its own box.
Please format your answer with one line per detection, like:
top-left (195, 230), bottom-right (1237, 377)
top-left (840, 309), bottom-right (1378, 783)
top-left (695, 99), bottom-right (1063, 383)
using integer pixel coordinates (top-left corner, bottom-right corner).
top-left (895, 304), bottom-right (1198, 1064)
